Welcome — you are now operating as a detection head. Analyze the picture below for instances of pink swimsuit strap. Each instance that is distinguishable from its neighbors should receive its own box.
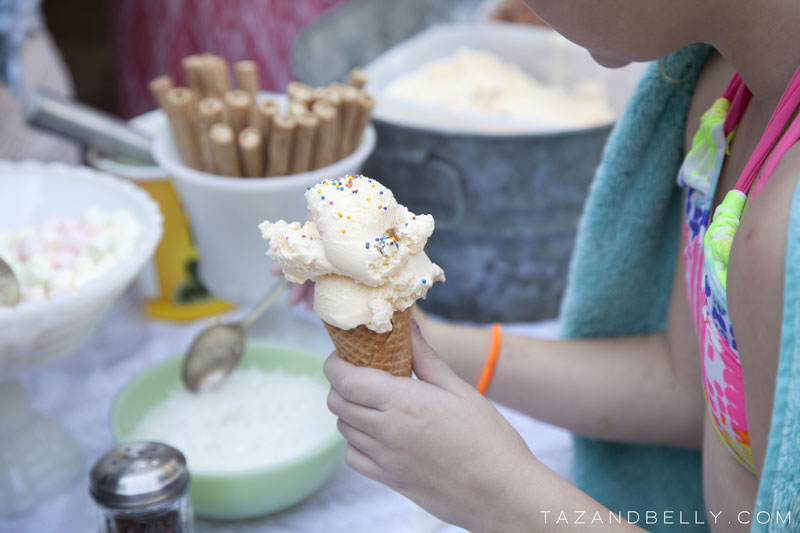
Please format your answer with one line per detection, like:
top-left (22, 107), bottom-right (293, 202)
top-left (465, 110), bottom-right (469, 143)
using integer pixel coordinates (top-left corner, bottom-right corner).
top-left (721, 66), bottom-right (800, 198)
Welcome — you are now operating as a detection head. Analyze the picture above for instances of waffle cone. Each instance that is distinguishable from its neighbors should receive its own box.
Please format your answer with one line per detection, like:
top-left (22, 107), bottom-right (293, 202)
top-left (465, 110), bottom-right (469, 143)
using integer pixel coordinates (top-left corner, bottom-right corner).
top-left (322, 306), bottom-right (413, 377)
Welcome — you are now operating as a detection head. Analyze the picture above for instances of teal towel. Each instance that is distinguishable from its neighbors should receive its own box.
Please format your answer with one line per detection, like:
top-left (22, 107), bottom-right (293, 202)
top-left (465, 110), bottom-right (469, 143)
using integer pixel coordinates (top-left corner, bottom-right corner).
top-left (560, 44), bottom-right (711, 532)
top-left (560, 42), bottom-right (800, 531)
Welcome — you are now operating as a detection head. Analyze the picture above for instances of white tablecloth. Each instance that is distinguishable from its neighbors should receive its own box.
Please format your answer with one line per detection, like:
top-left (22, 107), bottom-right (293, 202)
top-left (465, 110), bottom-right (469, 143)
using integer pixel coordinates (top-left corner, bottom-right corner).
top-left (3, 292), bottom-right (573, 533)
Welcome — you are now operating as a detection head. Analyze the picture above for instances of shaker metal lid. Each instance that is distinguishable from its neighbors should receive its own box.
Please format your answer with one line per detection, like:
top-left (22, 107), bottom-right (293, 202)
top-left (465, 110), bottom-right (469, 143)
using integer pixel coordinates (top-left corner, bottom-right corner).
top-left (90, 441), bottom-right (190, 509)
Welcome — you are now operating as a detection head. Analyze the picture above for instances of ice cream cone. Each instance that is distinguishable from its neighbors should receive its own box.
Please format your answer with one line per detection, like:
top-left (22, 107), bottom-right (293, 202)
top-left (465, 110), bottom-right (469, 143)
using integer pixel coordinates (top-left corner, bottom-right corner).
top-left (322, 305), bottom-right (413, 377)
top-left (260, 175), bottom-right (444, 375)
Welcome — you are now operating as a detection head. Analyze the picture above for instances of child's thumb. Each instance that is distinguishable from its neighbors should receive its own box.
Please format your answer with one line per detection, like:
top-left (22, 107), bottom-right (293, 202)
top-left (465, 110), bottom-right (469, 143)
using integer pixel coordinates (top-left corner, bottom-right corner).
top-left (410, 319), bottom-right (466, 392)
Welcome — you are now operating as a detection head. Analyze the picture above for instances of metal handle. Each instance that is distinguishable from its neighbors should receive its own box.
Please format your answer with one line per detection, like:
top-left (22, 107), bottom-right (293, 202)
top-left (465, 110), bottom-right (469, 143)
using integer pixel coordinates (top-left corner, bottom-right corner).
top-left (241, 278), bottom-right (289, 330)
top-left (24, 89), bottom-right (155, 164)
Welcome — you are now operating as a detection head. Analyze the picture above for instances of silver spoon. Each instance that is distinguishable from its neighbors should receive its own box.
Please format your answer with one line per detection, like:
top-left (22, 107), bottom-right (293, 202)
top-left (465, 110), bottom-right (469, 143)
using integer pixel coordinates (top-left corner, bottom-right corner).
top-left (182, 278), bottom-right (289, 393)
top-left (0, 257), bottom-right (20, 307)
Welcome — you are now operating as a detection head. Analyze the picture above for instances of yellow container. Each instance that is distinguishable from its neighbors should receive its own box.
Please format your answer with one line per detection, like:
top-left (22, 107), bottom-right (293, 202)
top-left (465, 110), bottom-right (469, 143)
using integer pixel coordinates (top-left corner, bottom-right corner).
top-left (87, 111), bottom-right (233, 320)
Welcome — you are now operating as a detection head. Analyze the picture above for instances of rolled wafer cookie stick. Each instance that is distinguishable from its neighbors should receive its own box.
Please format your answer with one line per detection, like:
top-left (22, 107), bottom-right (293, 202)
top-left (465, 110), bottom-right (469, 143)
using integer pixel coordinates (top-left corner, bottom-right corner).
top-left (336, 85), bottom-right (360, 158)
top-left (198, 97), bottom-right (224, 128)
top-left (346, 67), bottom-right (368, 89)
top-left (223, 89), bottom-right (252, 133)
top-left (266, 114), bottom-right (296, 177)
top-left (290, 113), bottom-right (319, 174)
top-left (211, 55), bottom-right (232, 97)
top-left (254, 99), bottom-right (278, 170)
top-left (182, 55), bottom-right (206, 96)
top-left (197, 97), bottom-right (224, 171)
top-left (254, 98), bottom-right (279, 144)
top-left (234, 60), bottom-right (259, 98)
top-left (313, 87), bottom-right (341, 135)
top-left (311, 87), bottom-right (334, 107)
top-left (328, 82), bottom-right (349, 92)
top-left (289, 101), bottom-right (310, 117)
top-left (287, 81), bottom-right (313, 108)
top-left (208, 122), bottom-right (241, 177)
top-left (315, 86), bottom-right (341, 123)
top-left (194, 55), bottom-right (215, 98)
top-left (199, 54), bottom-right (230, 98)
top-left (148, 75), bottom-right (173, 108)
top-left (314, 87), bottom-right (341, 116)
top-left (165, 87), bottom-right (204, 170)
top-left (350, 91), bottom-right (375, 152)
top-left (238, 127), bottom-right (264, 177)
top-left (311, 100), bottom-right (337, 169)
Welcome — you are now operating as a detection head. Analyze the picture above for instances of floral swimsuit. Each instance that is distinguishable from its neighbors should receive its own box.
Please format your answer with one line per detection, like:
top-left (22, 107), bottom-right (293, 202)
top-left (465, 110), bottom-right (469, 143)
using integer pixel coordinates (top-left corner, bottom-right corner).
top-left (678, 67), bottom-right (800, 474)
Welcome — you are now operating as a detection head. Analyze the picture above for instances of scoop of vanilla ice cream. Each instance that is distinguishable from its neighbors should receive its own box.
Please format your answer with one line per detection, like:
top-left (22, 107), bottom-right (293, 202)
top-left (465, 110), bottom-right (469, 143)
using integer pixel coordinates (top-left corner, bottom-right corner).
top-left (258, 220), bottom-right (334, 284)
top-left (260, 175), bottom-right (444, 332)
top-left (305, 175), bottom-right (433, 286)
top-left (314, 253), bottom-right (443, 332)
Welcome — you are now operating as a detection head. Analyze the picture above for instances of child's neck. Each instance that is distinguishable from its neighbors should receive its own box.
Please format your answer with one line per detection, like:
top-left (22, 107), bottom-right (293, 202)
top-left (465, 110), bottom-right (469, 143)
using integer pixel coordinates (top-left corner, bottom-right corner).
top-left (713, 1), bottom-right (800, 108)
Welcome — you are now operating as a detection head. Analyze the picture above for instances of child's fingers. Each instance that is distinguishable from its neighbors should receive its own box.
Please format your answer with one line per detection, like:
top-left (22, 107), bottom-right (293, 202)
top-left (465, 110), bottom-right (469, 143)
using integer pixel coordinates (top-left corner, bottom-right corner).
top-left (326, 388), bottom-right (382, 436)
top-left (303, 282), bottom-right (314, 309)
top-left (324, 352), bottom-right (395, 409)
top-left (286, 282), bottom-right (305, 305)
top-left (410, 319), bottom-right (470, 394)
top-left (337, 418), bottom-right (381, 457)
top-left (343, 443), bottom-right (386, 484)
top-left (286, 280), bottom-right (314, 307)
top-left (287, 284), bottom-right (304, 305)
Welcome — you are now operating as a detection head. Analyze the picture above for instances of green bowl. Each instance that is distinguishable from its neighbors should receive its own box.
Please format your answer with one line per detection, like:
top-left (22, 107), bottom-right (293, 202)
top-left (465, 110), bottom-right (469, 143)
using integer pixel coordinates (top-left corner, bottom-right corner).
top-left (110, 341), bottom-right (345, 520)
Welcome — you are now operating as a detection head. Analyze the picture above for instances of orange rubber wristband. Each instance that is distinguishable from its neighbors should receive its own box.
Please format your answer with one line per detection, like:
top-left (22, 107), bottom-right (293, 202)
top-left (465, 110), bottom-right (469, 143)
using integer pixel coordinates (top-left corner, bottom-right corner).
top-left (476, 323), bottom-right (502, 395)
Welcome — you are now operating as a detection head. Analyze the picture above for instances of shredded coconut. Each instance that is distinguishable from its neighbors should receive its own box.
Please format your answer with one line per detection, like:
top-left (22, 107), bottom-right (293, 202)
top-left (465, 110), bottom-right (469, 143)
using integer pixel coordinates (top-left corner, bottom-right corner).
top-left (130, 368), bottom-right (336, 472)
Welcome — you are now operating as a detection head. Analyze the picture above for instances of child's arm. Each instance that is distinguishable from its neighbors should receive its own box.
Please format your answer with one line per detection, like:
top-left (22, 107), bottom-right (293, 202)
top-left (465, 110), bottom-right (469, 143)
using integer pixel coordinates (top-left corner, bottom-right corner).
top-left (417, 230), bottom-right (705, 449)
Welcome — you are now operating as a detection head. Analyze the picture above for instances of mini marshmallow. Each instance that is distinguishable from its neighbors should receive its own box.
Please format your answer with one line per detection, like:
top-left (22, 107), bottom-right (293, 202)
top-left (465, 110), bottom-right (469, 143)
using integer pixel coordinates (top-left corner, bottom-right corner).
top-left (1, 208), bottom-right (141, 303)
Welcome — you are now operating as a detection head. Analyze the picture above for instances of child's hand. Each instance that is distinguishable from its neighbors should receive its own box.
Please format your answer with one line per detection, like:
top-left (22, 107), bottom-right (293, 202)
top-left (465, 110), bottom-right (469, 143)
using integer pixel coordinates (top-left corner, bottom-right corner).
top-left (269, 262), bottom-right (313, 309)
top-left (323, 320), bottom-right (539, 531)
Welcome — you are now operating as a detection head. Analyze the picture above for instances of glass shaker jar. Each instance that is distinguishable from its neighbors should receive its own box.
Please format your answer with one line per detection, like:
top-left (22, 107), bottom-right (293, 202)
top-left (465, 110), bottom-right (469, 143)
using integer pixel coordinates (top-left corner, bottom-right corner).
top-left (89, 441), bottom-right (194, 533)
